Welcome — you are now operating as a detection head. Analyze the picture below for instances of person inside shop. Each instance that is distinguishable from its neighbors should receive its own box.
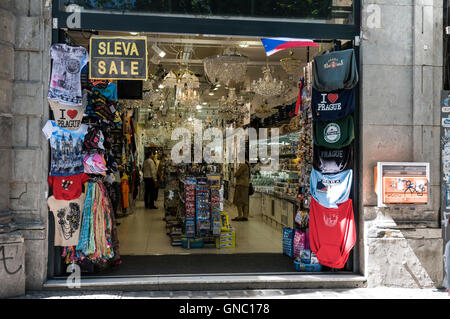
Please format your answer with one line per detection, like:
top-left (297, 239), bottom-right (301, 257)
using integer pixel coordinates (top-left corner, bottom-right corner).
top-left (155, 153), bottom-right (166, 199)
top-left (143, 151), bottom-right (157, 209)
top-left (232, 152), bottom-right (251, 222)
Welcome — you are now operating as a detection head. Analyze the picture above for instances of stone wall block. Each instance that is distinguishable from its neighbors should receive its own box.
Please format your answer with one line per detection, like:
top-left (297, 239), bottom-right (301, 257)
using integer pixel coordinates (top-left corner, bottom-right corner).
top-left (0, 44), bottom-right (14, 81)
top-left (14, 51), bottom-right (29, 82)
top-left (12, 149), bottom-right (41, 182)
top-left (361, 65), bottom-right (413, 125)
top-left (13, 81), bottom-right (44, 115)
top-left (0, 117), bottom-right (12, 147)
top-left (0, 79), bottom-right (13, 114)
top-left (10, 183), bottom-right (40, 211)
top-left (0, 233), bottom-right (26, 298)
top-left (12, 116), bottom-right (27, 147)
top-left (0, 8), bottom-right (16, 44)
top-left (0, 149), bottom-right (11, 183)
top-left (15, 16), bottom-right (41, 51)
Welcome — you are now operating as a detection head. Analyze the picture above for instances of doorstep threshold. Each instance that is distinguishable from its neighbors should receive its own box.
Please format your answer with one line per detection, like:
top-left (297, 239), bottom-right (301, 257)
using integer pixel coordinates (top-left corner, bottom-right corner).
top-left (44, 273), bottom-right (367, 291)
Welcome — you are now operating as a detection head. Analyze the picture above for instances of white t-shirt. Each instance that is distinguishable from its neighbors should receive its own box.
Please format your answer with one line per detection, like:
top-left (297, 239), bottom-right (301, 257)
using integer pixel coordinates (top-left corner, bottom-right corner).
top-left (48, 43), bottom-right (89, 105)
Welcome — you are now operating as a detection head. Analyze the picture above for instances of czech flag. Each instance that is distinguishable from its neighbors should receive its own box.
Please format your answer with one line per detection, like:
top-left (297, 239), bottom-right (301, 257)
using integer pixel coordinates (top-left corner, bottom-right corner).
top-left (261, 38), bottom-right (319, 56)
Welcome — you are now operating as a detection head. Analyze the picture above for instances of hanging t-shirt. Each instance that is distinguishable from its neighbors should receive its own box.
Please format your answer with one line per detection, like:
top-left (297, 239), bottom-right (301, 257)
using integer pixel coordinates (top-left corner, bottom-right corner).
top-left (48, 43), bottom-right (89, 105)
top-left (313, 49), bottom-right (359, 92)
top-left (313, 115), bottom-right (354, 149)
top-left (48, 194), bottom-right (85, 247)
top-left (308, 198), bottom-right (356, 269)
top-left (42, 120), bottom-right (88, 177)
top-left (48, 173), bottom-right (89, 201)
top-left (313, 144), bottom-right (353, 174)
top-left (310, 168), bottom-right (352, 208)
top-left (48, 90), bottom-right (87, 130)
top-left (311, 88), bottom-right (355, 122)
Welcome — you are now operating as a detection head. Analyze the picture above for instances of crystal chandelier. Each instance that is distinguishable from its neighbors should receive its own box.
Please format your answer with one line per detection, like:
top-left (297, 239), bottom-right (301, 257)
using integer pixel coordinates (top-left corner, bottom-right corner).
top-left (203, 47), bottom-right (248, 86)
top-left (162, 68), bottom-right (200, 90)
top-left (177, 88), bottom-right (200, 108)
top-left (280, 51), bottom-right (303, 76)
top-left (218, 88), bottom-right (247, 121)
top-left (251, 66), bottom-right (284, 97)
top-left (253, 102), bottom-right (278, 119)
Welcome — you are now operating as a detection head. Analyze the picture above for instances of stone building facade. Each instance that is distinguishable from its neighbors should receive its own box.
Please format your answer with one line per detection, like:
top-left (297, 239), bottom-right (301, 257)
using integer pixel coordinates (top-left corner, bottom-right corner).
top-left (0, 0), bottom-right (446, 297)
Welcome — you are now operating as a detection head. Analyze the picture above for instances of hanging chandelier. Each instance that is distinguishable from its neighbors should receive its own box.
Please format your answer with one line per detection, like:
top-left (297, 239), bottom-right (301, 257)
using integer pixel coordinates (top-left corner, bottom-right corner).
top-left (177, 88), bottom-right (200, 108)
top-left (203, 47), bottom-right (249, 86)
top-left (162, 68), bottom-right (200, 90)
top-left (280, 51), bottom-right (303, 76)
top-left (218, 88), bottom-right (247, 121)
top-left (251, 66), bottom-right (285, 97)
top-left (253, 102), bottom-right (278, 119)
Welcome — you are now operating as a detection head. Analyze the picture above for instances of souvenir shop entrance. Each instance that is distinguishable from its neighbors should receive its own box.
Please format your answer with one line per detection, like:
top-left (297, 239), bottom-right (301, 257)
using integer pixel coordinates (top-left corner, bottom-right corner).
top-left (47, 1), bottom-right (361, 280)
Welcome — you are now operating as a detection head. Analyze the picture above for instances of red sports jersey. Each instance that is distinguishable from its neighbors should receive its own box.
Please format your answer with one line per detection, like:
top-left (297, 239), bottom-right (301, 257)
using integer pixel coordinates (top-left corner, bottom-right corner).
top-left (309, 198), bottom-right (356, 269)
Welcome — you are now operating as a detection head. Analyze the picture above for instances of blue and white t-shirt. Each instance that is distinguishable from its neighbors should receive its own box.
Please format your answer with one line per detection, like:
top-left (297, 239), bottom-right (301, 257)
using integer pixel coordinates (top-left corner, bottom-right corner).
top-left (310, 168), bottom-right (353, 208)
top-left (42, 120), bottom-right (88, 177)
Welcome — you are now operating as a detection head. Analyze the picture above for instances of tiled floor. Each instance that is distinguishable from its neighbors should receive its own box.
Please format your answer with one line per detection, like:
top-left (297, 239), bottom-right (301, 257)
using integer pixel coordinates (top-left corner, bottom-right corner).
top-left (116, 192), bottom-right (282, 256)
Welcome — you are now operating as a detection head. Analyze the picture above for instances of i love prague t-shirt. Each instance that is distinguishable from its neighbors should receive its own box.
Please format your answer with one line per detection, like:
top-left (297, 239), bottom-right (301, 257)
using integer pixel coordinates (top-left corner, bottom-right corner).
top-left (313, 115), bottom-right (354, 149)
top-left (311, 88), bottom-right (355, 122)
top-left (310, 168), bottom-right (353, 209)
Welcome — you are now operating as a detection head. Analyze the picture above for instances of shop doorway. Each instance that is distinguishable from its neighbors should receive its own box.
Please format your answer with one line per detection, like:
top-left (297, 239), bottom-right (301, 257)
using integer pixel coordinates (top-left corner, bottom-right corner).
top-left (48, 28), bottom-right (359, 278)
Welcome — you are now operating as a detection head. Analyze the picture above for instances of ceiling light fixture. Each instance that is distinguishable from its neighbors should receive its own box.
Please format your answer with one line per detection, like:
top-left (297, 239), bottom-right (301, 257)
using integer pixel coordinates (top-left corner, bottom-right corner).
top-left (152, 44), bottom-right (166, 58)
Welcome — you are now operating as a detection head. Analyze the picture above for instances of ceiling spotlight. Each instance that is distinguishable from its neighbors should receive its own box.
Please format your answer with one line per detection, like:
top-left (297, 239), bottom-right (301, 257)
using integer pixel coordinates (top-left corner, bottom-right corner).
top-left (202, 102), bottom-right (207, 105)
top-left (215, 84), bottom-right (221, 87)
top-left (213, 87), bottom-right (219, 91)
top-left (196, 105), bottom-right (202, 110)
top-left (188, 117), bottom-right (193, 122)
top-left (152, 44), bottom-right (166, 58)
top-left (239, 43), bottom-right (249, 48)
top-left (208, 92), bottom-right (214, 96)
top-left (158, 84), bottom-right (164, 89)
top-left (129, 32), bottom-right (139, 35)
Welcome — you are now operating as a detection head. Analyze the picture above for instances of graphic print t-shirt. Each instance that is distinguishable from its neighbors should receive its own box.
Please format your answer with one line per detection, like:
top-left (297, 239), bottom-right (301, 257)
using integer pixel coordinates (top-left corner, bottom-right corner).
top-left (48, 43), bottom-right (89, 105)
top-left (313, 144), bottom-right (353, 174)
top-left (311, 88), bottom-right (355, 122)
top-left (313, 115), bottom-right (354, 149)
top-left (313, 49), bottom-right (359, 92)
top-left (48, 91), bottom-right (87, 130)
top-left (42, 120), bottom-right (88, 177)
top-left (310, 168), bottom-right (353, 208)
top-left (48, 195), bottom-right (85, 247)
top-left (48, 173), bottom-right (89, 201)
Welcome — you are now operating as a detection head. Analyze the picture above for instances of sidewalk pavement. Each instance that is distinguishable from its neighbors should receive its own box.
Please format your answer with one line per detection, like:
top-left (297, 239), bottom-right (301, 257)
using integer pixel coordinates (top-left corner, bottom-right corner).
top-left (14, 287), bottom-right (450, 299)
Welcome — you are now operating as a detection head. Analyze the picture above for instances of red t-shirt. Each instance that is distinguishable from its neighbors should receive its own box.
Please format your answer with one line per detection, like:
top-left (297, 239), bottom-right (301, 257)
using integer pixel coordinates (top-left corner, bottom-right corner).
top-left (309, 198), bottom-right (356, 269)
top-left (48, 173), bottom-right (89, 200)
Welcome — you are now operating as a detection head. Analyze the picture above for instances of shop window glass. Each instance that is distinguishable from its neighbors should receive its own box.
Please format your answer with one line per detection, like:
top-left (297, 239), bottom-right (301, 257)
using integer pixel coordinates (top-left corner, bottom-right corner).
top-left (59, 0), bottom-right (354, 24)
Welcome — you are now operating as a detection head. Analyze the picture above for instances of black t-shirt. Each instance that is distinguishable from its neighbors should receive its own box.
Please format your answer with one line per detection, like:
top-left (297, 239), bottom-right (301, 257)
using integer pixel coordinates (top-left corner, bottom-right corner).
top-left (313, 144), bottom-right (353, 174)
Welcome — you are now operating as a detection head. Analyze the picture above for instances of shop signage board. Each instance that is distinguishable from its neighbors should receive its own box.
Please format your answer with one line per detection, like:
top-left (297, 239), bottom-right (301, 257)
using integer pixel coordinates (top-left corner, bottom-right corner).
top-left (89, 36), bottom-right (148, 80)
top-left (374, 162), bottom-right (429, 207)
